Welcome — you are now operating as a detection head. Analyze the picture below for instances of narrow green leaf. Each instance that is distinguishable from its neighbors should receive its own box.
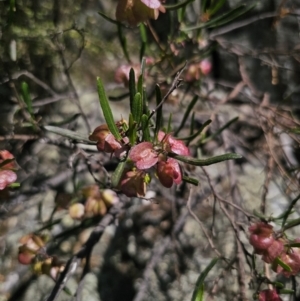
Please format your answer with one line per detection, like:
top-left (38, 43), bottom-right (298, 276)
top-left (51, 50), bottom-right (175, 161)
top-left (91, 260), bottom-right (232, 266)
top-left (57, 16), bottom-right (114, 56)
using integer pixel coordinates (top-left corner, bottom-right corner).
top-left (285, 243), bottom-right (300, 248)
top-left (182, 3), bottom-right (256, 31)
top-left (206, 3), bottom-right (256, 29)
top-left (142, 87), bottom-right (147, 114)
top-left (128, 113), bottom-right (137, 145)
top-left (139, 24), bottom-right (147, 62)
top-left (199, 117), bottom-right (238, 144)
top-left (129, 68), bottom-right (136, 114)
top-left (97, 77), bottom-right (122, 140)
top-left (137, 74), bottom-right (143, 95)
top-left (274, 257), bottom-right (292, 272)
top-left (201, 0), bottom-right (209, 12)
top-left (117, 23), bottom-right (130, 63)
top-left (180, 119), bottom-right (212, 141)
top-left (154, 85), bottom-right (163, 138)
top-left (111, 161), bottom-right (126, 188)
top-left (209, 0), bottom-right (226, 16)
top-left (279, 289), bottom-right (294, 294)
top-left (272, 282), bottom-right (284, 289)
top-left (0, 159), bottom-right (15, 169)
top-left (8, 182), bottom-right (20, 188)
top-left (191, 258), bottom-right (219, 301)
top-left (140, 23), bottom-right (147, 43)
top-left (280, 194), bottom-right (300, 228)
top-left (168, 152), bottom-right (242, 166)
top-left (282, 218), bottom-right (300, 232)
top-left (63, 286), bottom-right (72, 296)
top-left (132, 93), bottom-right (142, 124)
top-left (140, 57), bottom-right (146, 77)
top-left (190, 112), bottom-right (195, 135)
top-left (177, 7), bottom-right (186, 23)
top-left (252, 210), bottom-right (269, 221)
top-left (182, 176), bottom-right (199, 186)
top-left (140, 42), bottom-right (146, 63)
top-left (141, 114), bottom-right (151, 141)
top-left (21, 81), bottom-right (33, 114)
top-left (98, 11), bottom-right (123, 25)
top-left (165, 0), bottom-right (195, 10)
top-left (174, 95), bottom-right (198, 136)
top-left (43, 125), bottom-right (93, 144)
top-left (136, 75), bottom-right (145, 116)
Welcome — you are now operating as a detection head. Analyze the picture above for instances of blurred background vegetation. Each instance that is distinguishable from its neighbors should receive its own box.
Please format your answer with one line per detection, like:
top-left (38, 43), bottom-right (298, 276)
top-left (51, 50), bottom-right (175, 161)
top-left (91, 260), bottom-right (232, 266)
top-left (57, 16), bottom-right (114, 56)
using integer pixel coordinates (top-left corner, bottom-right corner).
top-left (1, 0), bottom-right (300, 301)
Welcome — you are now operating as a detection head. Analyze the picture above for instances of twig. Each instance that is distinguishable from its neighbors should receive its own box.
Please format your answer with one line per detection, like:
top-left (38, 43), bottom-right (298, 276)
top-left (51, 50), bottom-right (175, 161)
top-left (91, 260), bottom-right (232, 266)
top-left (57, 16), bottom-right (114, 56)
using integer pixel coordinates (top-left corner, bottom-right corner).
top-left (1, 70), bottom-right (58, 96)
top-left (45, 203), bottom-right (122, 301)
top-left (148, 62), bottom-right (187, 121)
top-left (261, 155), bottom-right (274, 214)
top-left (133, 237), bottom-right (171, 301)
top-left (220, 115), bottom-right (248, 301)
top-left (186, 186), bottom-right (221, 257)
top-left (209, 12), bottom-right (279, 39)
top-left (0, 134), bottom-right (39, 141)
top-left (133, 190), bottom-right (212, 301)
top-left (52, 31), bottom-right (91, 133)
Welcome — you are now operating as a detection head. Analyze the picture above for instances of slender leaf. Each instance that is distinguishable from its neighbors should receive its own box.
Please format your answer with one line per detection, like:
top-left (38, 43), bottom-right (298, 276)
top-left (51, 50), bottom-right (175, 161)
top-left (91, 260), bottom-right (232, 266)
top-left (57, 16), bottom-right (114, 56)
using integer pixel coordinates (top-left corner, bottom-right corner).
top-left (140, 43), bottom-right (146, 63)
top-left (273, 282), bottom-right (284, 289)
top-left (282, 218), bottom-right (300, 232)
top-left (182, 176), bottom-right (199, 186)
top-left (128, 113), bottom-right (137, 145)
top-left (205, 3), bottom-right (256, 29)
top-left (199, 117), bottom-right (238, 144)
top-left (182, 3), bottom-right (256, 31)
top-left (181, 119), bottom-right (212, 141)
top-left (140, 57), bottom-right (146, 77)
top-left (274, 257), bottom-right (292, 272)
top-left (168, 152), bottom-right (242, 166)
top-left (8, 182), bottom-right (20, 188)
top-left (142, 87), bottom-right (147, 114)
top-left (137, 74), bottom-right (143, 95)
top-left (280, 194), bottom-right (300, 228)
top-left (117, 23), bottom-right (130, 63)
top-left (139, 24), bottom-right (147, 61)
top-left (190, 112), bottom-right (195, 135)
top-left (111, 161), bottom-right (126, 188)
top-left (21, 81), bottom-right (33, 114)
top-left (191, 258), bottom-right (219, 301)
top-left (0, 159), bottom-right (15, 169)
top-left (98, 11), bottom-right (123, 25)
top-left (177, 7), bottom-right (186, 23)
top-left (209, 0), bottom-right (226, 16)
top-left (132, 92), bottom-right (143, 124)
top-left (43, 125), bottom-right (93, 144)
top-left (175, 95), bottom-right (198, 136)
top-left (285, 243), bottom-right (300, 248)
top-left (279, 289), bottom-right (294, 294)
top-left (167, 113), bottom-right (173, 133)
top-left (129, 68), bottom-right (136, 113)
top-left (201, 0), bottom-right (209, 13)
top-left (165, 0), bottom-right (195, 11)
top-left (141, 114), bottom-right (151, 141)
top-left (97, 77), bottom-right (122, 140)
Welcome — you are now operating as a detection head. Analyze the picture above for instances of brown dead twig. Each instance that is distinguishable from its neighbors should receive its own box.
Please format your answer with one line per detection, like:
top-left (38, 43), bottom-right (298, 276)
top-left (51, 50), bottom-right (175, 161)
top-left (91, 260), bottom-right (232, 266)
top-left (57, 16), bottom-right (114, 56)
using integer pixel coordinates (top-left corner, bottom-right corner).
top-left (133, 189), bottom-right (212, 301)
top-left (46, 203), bottom-right (123, 301)
top-left (51, 27), bottom-right (91, 133)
